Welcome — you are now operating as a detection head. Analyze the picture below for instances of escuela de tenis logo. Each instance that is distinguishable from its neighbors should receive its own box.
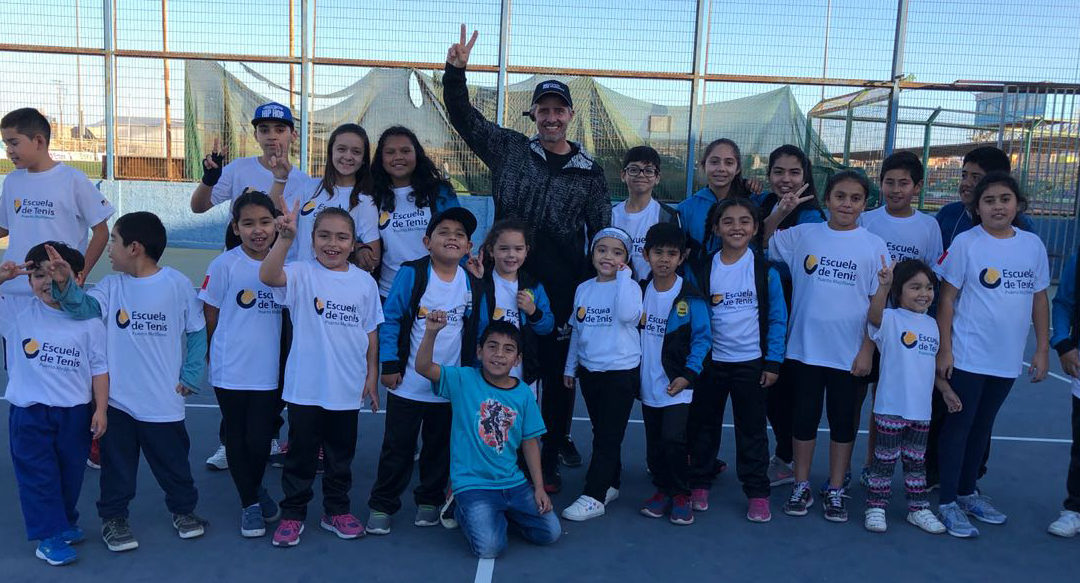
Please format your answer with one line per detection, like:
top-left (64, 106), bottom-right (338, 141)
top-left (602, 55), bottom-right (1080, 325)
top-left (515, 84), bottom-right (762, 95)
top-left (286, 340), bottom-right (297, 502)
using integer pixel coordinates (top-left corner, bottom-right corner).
top-left (900, 330), bottom-right (938, 356)
top-left (978, 266), bottom-right (1036, 293)
top-left (379, 209), bottom-right (427, 232)
top-left (13, 197), bottom-right (56, 219)
top-left (22, 337), bottom-right (83, 370)
top-left (300, 200), bottom-right (319, 216)
top-left (802, 254), bottom-right (857, 286)
top-left (575, 304), bottom-right (612, 326)
top-left (237, 289), bottom-right (281, 312)
top-left (313, 296), bottom-right (362, 326)
top-left (115, 308), bottom-right (168, 334)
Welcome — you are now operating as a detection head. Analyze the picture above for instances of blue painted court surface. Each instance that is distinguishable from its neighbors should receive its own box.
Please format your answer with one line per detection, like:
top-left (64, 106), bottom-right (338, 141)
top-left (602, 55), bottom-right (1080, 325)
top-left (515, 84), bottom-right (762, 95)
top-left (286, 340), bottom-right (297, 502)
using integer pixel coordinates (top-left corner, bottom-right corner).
top-left (0, 251), bottom-right (1076, 581)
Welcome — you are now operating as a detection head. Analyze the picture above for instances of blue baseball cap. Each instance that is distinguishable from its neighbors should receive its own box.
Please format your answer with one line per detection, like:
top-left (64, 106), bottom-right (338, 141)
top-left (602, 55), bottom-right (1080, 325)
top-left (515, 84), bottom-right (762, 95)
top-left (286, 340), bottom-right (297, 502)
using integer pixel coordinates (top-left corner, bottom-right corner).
top-left (251, 102), bottom-right (295, 129)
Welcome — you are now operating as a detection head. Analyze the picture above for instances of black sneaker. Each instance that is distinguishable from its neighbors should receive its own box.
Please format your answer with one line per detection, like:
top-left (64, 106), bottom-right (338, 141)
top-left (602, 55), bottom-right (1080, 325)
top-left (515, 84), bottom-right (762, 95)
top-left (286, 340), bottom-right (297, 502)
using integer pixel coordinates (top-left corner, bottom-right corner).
top-left (823, 488), bottom-right (849, 523)
top-left (542, 465), bottom-right (562, 494)
top-left (101, 517), bottom-right (139, 552)
top-left (559, 438), bottom-right (582, 468)
top-left (783, 482), bottom-right (813, 517)
top-left (172, 513), bottom-right (208, 539)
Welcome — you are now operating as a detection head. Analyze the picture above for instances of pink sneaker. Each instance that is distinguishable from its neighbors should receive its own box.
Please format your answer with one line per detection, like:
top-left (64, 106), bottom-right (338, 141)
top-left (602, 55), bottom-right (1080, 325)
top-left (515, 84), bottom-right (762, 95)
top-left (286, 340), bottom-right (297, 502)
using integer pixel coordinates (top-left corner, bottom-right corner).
top-left (320, 514), bottom-right (365, 539)
top-left (272, 519), bottom-right (304, 547)
top-left (747, 497), bottom-right (772, 523)
top-left (690, 488), bottom-right (709, 512)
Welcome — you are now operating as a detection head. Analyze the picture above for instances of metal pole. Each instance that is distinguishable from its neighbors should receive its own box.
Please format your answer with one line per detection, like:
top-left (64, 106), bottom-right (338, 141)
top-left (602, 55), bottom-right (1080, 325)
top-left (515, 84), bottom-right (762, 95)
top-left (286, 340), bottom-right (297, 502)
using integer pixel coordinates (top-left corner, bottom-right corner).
top-left (288, 0), bottom-right (295, 112)
top-left (162, 0), bottom-right (173, 179)
top-left (495, 0), bottom-right (511, 126)
top-left (75, 0), bottom-right (84, 148)
top-left (684, 0), bottom-right (709, 198)
top-left (920, 107), bottom-right (941, 209)
top-left (842, 107), bottom-right (853, 166)
top-left (817, 0), bottom-right (832, 137)
top-left (103, 0), bottom-right (115, 181)
top-left (883, 0), bottom-right (909, 157)
top-left (298, 0), bottom-right (313, 173)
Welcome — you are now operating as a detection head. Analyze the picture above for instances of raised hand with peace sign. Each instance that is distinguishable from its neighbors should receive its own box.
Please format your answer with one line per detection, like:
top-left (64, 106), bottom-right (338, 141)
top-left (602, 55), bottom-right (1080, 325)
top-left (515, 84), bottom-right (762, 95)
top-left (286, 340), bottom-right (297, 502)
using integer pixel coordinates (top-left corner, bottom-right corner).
top-left (446, 24), bottom-right (479, 69)
top-left (0, 260), bottom-right (32, 285)
top-left (275, 198), bottom-right (301, 241)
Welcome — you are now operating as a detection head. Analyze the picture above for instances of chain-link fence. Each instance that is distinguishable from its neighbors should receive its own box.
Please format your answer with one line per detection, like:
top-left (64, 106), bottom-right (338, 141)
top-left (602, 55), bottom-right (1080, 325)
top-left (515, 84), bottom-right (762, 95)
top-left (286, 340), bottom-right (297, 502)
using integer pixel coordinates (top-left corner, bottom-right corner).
top-left (2, 0), bottom-right (1079, 260)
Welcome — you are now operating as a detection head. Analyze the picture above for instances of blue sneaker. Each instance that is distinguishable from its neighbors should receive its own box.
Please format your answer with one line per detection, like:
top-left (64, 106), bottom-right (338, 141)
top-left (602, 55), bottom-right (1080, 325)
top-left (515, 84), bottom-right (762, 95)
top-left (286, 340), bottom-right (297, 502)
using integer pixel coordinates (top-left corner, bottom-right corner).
top-left (939, 502), bottom-right (980, 538)
top-left (36, 536), bottom-right (77, 566)
top-left (818, 471), bottom-right (852, 498)
top-left (957, 494), bottom-right (1007, 525)
top-left (258, 488), bottom-right (281, 522)
top-left (241, 504), bottom-right (266, 538)
top-left (61, 525), bottom-right (85, 545)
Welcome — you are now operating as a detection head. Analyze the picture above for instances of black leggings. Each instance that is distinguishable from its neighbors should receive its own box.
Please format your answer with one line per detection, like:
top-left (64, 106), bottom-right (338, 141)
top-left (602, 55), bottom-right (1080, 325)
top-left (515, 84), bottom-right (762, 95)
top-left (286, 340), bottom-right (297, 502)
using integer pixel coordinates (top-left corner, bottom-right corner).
top-left (790, 360), bottom-right (861, 444)
top-left (578, 368), bottom-right (638, 502)
top-left (216, 388), bottom-right (280, 507)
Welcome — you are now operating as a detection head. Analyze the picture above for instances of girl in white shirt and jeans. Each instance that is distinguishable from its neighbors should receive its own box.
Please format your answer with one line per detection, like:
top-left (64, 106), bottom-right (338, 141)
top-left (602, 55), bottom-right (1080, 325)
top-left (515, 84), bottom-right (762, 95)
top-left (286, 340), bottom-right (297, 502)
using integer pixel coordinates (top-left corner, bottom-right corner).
top-left (934, 172), bottom-right (1050, 538)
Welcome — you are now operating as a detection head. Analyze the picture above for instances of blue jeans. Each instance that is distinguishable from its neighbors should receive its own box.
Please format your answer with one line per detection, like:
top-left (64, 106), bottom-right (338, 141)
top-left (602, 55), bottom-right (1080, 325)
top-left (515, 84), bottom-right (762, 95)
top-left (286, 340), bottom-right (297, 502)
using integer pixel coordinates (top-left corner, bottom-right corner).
top-left (937, 368), bottom-right (1015, 505)
top-left (454, 483), bottom-right (561, 558)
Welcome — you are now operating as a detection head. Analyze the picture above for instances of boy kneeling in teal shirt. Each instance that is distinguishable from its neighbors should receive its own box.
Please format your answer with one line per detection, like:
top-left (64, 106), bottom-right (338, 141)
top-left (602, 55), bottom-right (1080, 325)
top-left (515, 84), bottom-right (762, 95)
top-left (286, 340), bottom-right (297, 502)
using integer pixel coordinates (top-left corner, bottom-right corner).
top-left (415, 313), bottom-right (560, 558)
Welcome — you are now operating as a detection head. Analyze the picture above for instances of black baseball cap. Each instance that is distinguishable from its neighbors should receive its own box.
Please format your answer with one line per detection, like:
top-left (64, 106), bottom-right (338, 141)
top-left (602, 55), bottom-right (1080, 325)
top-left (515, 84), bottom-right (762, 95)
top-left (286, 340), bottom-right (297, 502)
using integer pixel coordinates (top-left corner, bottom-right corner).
top-left (426, 207), bottom-right (477, 238)
top-left (527, 80), bottom-right (573, 111)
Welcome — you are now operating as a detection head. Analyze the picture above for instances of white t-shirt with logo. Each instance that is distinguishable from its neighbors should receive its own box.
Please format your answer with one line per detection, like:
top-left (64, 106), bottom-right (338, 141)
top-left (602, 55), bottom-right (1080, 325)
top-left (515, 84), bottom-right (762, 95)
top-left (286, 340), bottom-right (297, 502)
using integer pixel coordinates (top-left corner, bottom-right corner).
top-left (870, 308), bottom-right (939, 420)
top-left (709, 251), bottom-right (761, 363)
top-left (492, 272), bottom-right (524, 380)
top-left (88, 268), bottom-right (205, 422)
top-left (769, 222), bottom-right (887, 370)
top-left (612, 199), bottom-right (661, 281)
top-left (859, 207), bottom-right (944, 264)
top-left (291, 181), bottom-right (381, 262)
top-left (274, 260), bottom-right (383, 410)
top-left (0, 295), bottom-right (108, 408)
top-left (209, 156), bottom-right (309, 208)
top-left (565, 268), bottom-right (643, 374)
top-left (934, 226), bottom-right (1049, 378)
top-left (640, 277), bottom-right (691, 407)
top-left (0, 163), bottom-right (115, 295)
top-left (377, 186), bottom-right (432, 296)
top-left (394, 267), bottom-right (470, 403)
top-left (198, 247), bottom-right (282, 390)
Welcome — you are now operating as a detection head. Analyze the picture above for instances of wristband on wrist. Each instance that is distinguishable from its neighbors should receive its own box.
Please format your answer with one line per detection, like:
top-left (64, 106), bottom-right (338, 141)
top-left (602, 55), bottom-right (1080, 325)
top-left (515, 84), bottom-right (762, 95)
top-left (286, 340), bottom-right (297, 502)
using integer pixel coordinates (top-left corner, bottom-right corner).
top-left (273, 177), bottom-right (288, 184)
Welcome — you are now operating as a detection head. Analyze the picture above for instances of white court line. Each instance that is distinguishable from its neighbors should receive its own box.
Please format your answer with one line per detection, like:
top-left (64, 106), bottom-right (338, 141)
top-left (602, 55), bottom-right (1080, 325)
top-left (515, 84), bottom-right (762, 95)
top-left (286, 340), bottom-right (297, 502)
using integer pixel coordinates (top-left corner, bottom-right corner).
top-left (171, 402), bottom-right (1072, 445)
top-left (1021, 361), bottom-right (1073, 384)
top-left (473, 558), bottom-right (495, 583)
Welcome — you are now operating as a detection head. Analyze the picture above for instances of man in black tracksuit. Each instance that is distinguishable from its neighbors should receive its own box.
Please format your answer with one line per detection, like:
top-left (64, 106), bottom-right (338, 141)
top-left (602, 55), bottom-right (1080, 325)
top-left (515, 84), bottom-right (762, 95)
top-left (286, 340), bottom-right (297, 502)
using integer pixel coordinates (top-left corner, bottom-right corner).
top-left (444, 26), bottom-right (610, 491)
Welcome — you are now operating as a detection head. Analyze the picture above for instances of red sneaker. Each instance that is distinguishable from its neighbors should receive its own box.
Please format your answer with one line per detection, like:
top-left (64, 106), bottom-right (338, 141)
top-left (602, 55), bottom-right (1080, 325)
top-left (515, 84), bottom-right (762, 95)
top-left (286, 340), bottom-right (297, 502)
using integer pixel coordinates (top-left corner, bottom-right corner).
top-left (689, 488), bottom-right (709, 512)
top-left (747, 497), bottom-right (772, 523)
top-left (86, 439), bottom-right (101, 470)
top-left (272, 520), bottom-right (304, 547)
top-left (320, 514), bottom-right (365, 539)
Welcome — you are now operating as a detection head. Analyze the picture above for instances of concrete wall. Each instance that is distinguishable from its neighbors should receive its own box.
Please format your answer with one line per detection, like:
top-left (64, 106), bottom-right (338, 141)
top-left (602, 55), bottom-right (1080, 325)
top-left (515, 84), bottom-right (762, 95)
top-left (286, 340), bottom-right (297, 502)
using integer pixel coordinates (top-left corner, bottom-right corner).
top-left (95, 179), bottom-right (495, 250)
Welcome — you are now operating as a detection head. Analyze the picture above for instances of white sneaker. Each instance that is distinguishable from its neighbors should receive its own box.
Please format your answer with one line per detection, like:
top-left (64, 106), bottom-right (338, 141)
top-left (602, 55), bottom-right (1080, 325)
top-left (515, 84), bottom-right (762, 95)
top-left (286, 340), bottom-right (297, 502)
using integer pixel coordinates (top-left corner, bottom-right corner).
top-left (907, 509), bottom-right (946, 534)
top-left (1048, 510), bottom-right (1080, 537)
top-left (604, 487), bottom-right (619, 505)
top-left (205, 444), bottom-right (228, 470)
top-left (269, 439), bottom-right (284, 456)
top-left (864, 508), bottom-right (887, 533)
top-left (562, 495), bottom-right (605, 522)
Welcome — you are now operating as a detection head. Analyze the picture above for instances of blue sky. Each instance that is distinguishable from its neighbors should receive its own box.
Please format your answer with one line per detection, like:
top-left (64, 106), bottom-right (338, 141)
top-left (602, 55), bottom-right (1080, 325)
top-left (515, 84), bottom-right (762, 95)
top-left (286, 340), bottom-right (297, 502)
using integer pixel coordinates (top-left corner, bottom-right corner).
top-left (1, 0), bottom-right (1078, 152)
